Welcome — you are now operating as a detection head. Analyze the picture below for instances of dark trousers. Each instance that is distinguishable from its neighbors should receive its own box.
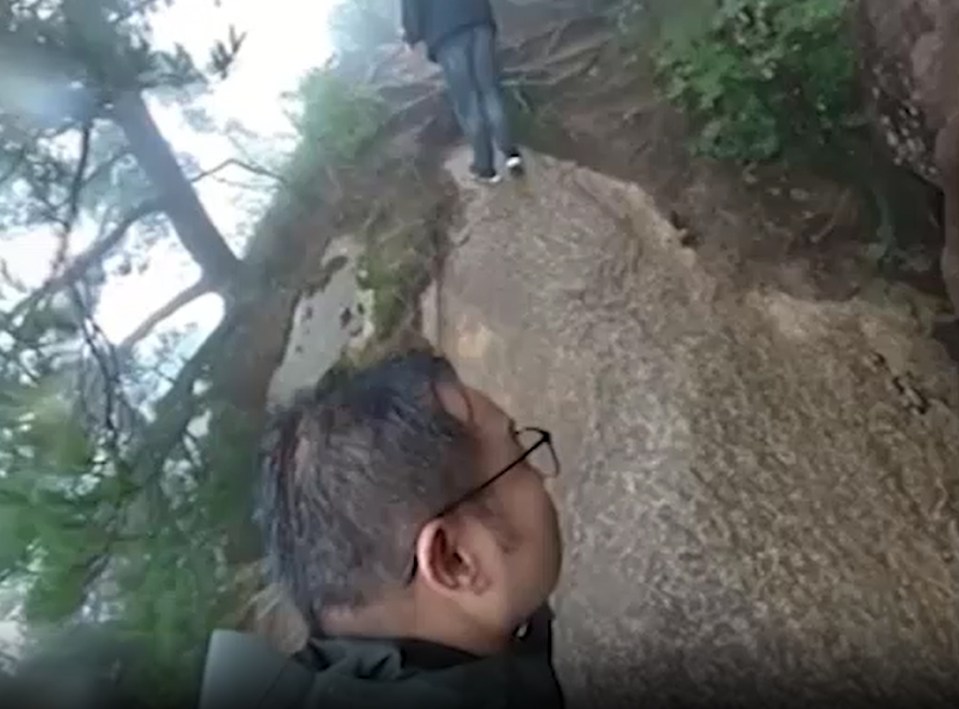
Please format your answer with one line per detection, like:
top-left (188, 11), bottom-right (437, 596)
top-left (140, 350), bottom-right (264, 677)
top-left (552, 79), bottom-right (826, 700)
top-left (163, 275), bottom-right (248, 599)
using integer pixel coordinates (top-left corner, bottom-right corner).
top-left (436, 25), bottom-right (516, 176)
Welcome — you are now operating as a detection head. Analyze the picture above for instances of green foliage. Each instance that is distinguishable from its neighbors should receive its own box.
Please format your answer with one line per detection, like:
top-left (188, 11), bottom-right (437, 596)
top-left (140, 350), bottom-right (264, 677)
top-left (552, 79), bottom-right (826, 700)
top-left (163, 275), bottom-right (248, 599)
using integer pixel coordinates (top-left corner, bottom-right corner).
top-left (0, 1), bottom-right (262, 703)
top-left (652, 0), bottom-right (858, 162)
top-left (0, 383), bottom-right (249, 704)
top-left (0, 373), bottom-right (103, 587)
top-left (251, 66), bottom-right (388, 236)
top-left (356, 208), bottom-right (436, 343)
top-left (357, 246), bottom-right (411, 339)
top-left (0, 311), bottom-right (259, 705)
top-left (285, 69), bottom-right (387, 176)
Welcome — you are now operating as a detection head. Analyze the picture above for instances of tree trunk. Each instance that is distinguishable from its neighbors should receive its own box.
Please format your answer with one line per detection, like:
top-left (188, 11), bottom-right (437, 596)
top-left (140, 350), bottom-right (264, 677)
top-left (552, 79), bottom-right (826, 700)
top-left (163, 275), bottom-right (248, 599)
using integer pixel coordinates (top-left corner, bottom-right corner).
top-left (112, 91), bottom-right (242, 286)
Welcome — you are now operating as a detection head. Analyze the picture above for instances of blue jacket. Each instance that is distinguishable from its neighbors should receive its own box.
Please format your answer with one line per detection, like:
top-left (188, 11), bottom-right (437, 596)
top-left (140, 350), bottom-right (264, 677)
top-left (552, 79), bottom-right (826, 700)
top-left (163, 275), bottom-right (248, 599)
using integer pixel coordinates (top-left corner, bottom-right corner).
top-left (402, 0), bottom-right (496, 60)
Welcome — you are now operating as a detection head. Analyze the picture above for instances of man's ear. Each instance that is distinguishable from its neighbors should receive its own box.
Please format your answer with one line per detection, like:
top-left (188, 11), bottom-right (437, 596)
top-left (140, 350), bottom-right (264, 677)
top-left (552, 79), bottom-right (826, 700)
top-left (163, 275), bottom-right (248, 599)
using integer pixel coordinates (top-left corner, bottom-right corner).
top-left (435, 380), bottom-right (473, 426)
top-left (414, 518), bottom-right (490, 596)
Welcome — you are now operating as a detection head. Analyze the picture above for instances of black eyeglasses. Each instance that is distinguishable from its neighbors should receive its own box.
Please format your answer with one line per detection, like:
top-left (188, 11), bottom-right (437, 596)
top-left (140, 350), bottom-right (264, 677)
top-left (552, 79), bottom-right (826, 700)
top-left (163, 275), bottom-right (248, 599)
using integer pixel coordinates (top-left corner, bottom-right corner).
top-left (404, 427), bottom-right (559, 583)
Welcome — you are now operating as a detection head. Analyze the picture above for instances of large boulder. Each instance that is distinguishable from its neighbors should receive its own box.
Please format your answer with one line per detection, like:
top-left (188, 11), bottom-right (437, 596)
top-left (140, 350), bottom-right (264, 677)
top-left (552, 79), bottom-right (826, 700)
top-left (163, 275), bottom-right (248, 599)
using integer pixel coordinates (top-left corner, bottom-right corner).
top-left (428, 147), bottom-right (959, 707)
top-left (856, 0), bottom-right (959, 315)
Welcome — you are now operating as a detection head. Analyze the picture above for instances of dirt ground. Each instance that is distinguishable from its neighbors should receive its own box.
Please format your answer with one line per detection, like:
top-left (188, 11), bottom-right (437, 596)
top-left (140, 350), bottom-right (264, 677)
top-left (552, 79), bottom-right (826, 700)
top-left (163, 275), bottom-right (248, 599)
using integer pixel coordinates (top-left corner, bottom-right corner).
top-left (495, 7), bottom-right (956, 355)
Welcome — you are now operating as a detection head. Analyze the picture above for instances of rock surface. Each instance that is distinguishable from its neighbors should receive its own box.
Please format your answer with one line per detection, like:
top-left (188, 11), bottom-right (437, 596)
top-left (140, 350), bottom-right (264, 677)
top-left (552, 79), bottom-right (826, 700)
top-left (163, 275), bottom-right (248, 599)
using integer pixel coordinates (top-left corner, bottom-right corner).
top-left (267, 236), bottom-right (374, 408)
top-left (424, 148), bottom-right (959, 707)
top-left (856, 0), bottom-right (959, 315)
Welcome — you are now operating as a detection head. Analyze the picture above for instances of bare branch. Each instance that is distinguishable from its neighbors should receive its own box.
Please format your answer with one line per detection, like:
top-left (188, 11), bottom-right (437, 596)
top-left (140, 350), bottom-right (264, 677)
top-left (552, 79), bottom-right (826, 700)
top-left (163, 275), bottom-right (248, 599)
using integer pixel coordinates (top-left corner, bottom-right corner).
top-left (66, 123), bottom-right (93, 231)
top-left (147, 312), bottom-right (231, 436)
top-left (118, 279), bottom-right (213, 351)
top-left (206, 174), bottom-right (276, 191)
top-left (189, 157), bottom-right (287, 186)
top-left (34, 148), bottom-right (132, 222)
top-left (6, 199), bottom-right (163, 324)
top-left (69, 283), bottom-right (126, 463)
top-left (51, 122), bottom-right (94, 277)
top-left (0, 258), bottom-right (30, 294)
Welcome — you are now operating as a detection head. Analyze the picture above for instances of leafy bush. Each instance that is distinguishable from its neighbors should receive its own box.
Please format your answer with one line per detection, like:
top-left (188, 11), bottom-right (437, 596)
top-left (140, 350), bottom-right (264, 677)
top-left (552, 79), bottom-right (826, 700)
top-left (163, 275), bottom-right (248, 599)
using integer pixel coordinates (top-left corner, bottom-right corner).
top-left (356, 215), bottom-right (434, 341)
top-left (288, 69), bottom-right (387, 167)
top-left (653, 0), bottom-right (858, 162)
top-left (265, 67), bottom-right (389, 216)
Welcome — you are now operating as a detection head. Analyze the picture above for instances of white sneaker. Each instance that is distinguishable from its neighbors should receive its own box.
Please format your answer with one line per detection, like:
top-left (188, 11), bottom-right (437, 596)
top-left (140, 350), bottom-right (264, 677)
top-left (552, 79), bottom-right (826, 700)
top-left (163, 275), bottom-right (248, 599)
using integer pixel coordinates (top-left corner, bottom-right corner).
top-left (471, 167), bottom-right (502, 185)
top-left (506, 153), bottom-right (525, 177)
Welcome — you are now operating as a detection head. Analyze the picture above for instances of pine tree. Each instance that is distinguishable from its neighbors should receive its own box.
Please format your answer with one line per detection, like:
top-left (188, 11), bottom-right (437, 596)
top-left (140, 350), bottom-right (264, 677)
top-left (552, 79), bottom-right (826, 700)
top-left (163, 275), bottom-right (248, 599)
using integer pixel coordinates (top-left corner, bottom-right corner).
top-left (0, 0), bottom-right (418, 702)
top-left (0, 0), bottom-right (253, 703)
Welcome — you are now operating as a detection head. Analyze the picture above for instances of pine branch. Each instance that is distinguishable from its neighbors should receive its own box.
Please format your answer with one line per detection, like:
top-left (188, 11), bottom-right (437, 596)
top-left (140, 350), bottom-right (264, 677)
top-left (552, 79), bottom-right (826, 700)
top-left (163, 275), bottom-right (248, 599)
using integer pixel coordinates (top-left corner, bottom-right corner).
top-left (0, 145), bottom-right (28, 187)
top-left (118, 279), bottom-right (212, 351)
top-left (94, 313), bottom-right (236, 546)
top-left (0, 345), bottom-right (39, 384)
top-left (51, 122), bottom-right (94, 277)
top-left (30, 148), bottom-right (129, 226)
top-left (6, 199), bottom-right (162, 324)
top-left (111, 0), bottom-right (162, 26)
top-left (78, 147), bottom-right (130, 193)
top-left (69, 283), bottom-right (127, 465)
top-left (0, 564), bottom-right (20, 588)
top-left (132, 313), bottom-right (234, 475)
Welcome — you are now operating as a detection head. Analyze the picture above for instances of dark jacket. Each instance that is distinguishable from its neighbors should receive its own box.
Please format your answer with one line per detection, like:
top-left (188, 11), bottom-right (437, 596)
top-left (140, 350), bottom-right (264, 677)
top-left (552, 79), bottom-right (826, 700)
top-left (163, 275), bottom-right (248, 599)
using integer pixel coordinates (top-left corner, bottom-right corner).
top-left (402, 0), bottom-right (496, 60)
top-left (199, 606), bottom-right (564, 709)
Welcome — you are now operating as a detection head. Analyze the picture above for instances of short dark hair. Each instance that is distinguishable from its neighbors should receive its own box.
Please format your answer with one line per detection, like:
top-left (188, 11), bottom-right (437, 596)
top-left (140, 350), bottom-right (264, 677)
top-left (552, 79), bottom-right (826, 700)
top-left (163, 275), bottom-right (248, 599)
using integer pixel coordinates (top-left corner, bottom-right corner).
top-left (255, 352), bottom-right (479, 623)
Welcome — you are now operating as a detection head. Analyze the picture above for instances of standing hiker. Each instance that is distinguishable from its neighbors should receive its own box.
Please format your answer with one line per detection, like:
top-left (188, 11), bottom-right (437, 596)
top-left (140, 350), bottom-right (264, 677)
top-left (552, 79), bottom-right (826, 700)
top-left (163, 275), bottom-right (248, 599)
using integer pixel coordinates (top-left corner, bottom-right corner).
top-left (200, 352), bottom-right (565, 709)
top-left (402, 0), bottom-right (524, 183)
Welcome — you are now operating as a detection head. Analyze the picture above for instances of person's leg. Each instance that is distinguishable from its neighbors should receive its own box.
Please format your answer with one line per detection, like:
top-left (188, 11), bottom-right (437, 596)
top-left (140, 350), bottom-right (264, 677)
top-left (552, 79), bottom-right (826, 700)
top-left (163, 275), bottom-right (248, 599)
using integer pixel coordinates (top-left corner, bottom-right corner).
top-left (436, 32), bottom-right (496, 178)
top-left (471, 24), bottom-right (520, 164)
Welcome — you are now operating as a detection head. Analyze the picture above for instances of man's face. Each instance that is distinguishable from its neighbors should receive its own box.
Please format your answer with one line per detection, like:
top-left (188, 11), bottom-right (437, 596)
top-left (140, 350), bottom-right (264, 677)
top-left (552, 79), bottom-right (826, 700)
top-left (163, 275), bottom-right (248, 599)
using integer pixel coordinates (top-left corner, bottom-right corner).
top-left (455, 384), bottom-right (564, 625)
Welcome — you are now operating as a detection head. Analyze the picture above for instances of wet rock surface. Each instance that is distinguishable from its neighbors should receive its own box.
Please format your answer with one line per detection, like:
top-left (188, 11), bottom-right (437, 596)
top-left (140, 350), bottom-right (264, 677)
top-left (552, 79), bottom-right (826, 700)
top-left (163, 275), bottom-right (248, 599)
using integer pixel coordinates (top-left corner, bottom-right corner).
top-left (424, 149), bottom-right (959, 707)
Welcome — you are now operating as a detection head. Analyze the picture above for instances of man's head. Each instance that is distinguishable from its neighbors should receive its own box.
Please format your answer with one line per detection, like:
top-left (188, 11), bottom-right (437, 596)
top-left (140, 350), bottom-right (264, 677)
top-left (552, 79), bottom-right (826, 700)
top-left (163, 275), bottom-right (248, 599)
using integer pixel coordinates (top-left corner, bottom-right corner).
top-left (257, 352), bottom-right (562, 651)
